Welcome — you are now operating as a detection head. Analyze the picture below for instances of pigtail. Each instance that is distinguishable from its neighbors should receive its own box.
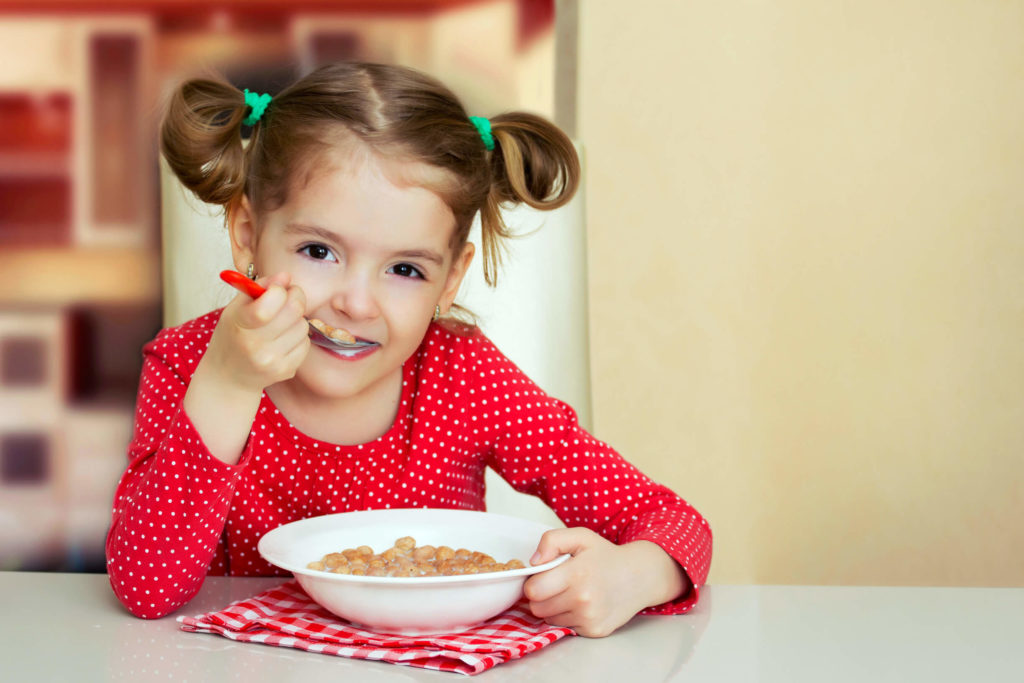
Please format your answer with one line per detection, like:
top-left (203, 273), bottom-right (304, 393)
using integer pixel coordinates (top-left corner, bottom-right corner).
top-left (159, 77), bottom-right (250, 208)
top-left (478, 112), bottom-right (580, 286)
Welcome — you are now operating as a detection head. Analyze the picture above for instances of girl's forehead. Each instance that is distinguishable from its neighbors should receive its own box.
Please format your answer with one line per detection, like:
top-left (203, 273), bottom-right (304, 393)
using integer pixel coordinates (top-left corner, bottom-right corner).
top-left (322, 142), bottom-right (453, 194)
top-left (275, 150), bottom-right (457, 247)
top-left (292, 136), bottom-right (451, 193)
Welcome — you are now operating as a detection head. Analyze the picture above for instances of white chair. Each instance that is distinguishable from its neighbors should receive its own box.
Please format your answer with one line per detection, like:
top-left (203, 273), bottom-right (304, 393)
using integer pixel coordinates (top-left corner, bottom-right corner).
top-left (159, 145), bottom-right (591, 527)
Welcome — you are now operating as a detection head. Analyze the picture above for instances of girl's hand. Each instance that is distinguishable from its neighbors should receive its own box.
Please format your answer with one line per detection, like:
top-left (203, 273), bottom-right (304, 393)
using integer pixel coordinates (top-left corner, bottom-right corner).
top-left (523, 527), bottom-right (690, 638)
top-left (203, 271), bottom-right (311, 394)
top-left (183, 272), bottom-right (309, 465)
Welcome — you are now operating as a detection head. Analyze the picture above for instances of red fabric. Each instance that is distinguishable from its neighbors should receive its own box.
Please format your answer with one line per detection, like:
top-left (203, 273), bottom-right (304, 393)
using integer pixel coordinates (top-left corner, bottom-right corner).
top-left (178, 581), bottom-right (574, 675)
top-left (107, 310), bottom-right (712, 619)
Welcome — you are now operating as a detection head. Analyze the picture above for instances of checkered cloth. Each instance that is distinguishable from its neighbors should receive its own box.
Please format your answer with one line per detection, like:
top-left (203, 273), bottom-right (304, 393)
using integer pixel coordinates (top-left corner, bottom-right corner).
top-left (178, 581), bottom-right (575, 675)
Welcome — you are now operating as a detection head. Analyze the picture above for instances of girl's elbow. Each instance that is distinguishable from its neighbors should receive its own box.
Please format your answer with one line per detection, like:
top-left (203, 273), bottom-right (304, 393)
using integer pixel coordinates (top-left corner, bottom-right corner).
top-left (116, 594), bottom-right (182, 620)
top-left (108, 575), bottom-right (186, 620)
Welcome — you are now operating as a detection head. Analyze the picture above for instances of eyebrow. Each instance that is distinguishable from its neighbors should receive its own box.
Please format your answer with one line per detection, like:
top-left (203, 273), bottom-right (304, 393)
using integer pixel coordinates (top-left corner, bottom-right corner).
top-left (284, 222), bottom-right (341, 243)
top-left (284, 222), bottom-right (445, 266)
top-left (395, 249), bottom-right (445, 266)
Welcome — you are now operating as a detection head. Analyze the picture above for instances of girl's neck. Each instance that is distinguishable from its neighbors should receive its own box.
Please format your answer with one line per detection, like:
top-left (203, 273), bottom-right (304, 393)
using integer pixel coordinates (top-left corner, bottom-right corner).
top-left (265, 367), bottom-right (404, 446)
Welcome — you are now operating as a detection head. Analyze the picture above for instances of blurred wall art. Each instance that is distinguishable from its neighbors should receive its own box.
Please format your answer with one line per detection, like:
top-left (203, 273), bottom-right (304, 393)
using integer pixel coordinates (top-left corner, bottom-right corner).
top-left (0, 0), bottom-right (558, 571)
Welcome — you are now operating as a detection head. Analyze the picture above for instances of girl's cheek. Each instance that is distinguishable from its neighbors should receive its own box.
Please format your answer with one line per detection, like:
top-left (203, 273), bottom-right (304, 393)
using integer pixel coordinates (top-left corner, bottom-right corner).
top-left (383, 286), bottom-right (434, 313)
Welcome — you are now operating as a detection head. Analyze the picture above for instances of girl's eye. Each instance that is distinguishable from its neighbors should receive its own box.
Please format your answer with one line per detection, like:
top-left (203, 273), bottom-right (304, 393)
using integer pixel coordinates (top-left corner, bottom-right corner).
top-left (300, 244), bottom-right (336, 262)
top-left (388, 263), bottom-right (425, 279)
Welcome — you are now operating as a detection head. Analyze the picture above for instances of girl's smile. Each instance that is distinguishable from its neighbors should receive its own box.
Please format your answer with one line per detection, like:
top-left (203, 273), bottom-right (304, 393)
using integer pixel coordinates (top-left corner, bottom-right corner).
top-left (313, 339), bottom-right (380, 361)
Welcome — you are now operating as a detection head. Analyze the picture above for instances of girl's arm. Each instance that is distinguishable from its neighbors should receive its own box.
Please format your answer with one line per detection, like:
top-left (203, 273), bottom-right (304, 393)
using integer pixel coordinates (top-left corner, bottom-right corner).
top-left (498, 409), bottom-right (712, 636)
top-left (185, 273), bottom-right (309, 464)
top-left (107, 279), bottom-right (308, 619)
top-left (465, 334), bottom-right (712, 635)
top-left (106, 328), bottom-right (251, 618)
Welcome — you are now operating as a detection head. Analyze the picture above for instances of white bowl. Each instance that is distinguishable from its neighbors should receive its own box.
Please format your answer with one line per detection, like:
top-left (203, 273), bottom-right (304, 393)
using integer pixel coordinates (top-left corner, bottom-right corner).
top-left (257, 508), bottom-right (568, 635)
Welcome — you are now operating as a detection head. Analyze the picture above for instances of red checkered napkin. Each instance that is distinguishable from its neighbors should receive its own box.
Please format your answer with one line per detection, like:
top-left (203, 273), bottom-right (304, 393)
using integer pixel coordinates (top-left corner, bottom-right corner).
top-left (177, 581), bottom-right (574, 675)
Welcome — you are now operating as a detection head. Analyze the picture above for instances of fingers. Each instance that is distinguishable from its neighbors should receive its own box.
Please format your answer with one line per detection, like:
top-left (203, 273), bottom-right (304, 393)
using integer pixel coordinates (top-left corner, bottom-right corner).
top-left (547, 613), bottom-right (616, 638)
top-left (530, 527), bottom-right (593, 566)
top-left (277, 328), bottom-right (312, 376)
top-left (236, 280), bottom-right (304, 331)
top-left (253, 309), bottom-right (309, 367)
top-left (245, 298), bottom-right (309, 377)
top-left (524, 527), bottom-right (599, 603)
top-left (524, 581), bottom-right (573, 618)
top-left (249, 284), bottom-right (289, 326)
top-left (523, 563), bottom-right (569, 604)
top-left (523, 528), bottom-right (633, 637)
top-left (530, 609), bottom-right (577, 631)
top-left (526, 575), bottom-right (615, 637)
top-left (214, 272), bottom-right (311, 388)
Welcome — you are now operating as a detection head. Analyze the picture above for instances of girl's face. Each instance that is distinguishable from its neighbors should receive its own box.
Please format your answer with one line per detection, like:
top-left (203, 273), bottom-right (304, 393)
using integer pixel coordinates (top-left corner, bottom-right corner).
top-left (229, 147), bottom-right (473, 404)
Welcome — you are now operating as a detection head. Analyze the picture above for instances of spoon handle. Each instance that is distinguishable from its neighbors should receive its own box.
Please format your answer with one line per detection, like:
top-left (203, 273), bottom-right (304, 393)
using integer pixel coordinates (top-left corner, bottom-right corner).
top-left (220, 269), bottom-right (266, 299)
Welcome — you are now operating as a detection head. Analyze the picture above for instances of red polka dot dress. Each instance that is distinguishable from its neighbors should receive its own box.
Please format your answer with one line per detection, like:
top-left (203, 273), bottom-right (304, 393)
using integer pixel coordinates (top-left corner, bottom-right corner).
top-left (106, 310), bottom-right (712, 619)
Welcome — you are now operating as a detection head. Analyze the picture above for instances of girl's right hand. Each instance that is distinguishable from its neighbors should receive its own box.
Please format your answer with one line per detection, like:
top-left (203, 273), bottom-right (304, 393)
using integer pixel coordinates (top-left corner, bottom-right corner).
top-left (203, 271), bottom-right (312, 394)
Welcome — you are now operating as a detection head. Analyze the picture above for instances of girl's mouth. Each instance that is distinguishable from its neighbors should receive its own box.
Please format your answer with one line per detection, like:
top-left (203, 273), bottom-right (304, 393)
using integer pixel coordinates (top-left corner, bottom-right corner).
top-left (313, 338), bottom-right (379, 360)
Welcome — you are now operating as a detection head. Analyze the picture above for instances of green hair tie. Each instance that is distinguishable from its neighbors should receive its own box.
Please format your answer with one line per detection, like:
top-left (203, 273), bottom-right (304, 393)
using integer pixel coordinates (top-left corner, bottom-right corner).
top-left (469, 116), bottom-right (495, 151)
top-left (243, 89), bottom-right (272, 126)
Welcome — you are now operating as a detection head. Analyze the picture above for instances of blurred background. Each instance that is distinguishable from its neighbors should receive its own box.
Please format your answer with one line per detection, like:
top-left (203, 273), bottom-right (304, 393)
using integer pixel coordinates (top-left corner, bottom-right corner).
top-left (2, 1), bottom-right (1022, 589)
top-left (0, 0), bottom-right (560, 572)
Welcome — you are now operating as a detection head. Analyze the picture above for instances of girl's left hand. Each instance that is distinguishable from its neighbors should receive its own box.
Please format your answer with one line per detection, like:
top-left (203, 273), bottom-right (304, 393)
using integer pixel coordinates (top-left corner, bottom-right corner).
top-left (523, 527), bottom-right (690, 638)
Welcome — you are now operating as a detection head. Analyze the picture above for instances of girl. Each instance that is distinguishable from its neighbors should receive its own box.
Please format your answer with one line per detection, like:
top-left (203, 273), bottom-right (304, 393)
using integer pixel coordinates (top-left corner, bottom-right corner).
top-left (106, 62), bottom-right (711, 637)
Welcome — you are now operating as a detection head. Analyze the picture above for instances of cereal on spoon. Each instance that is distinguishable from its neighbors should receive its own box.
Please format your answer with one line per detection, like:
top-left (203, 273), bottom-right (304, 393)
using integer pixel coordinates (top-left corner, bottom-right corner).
top-left (308, 318), bottom-right (357, 344)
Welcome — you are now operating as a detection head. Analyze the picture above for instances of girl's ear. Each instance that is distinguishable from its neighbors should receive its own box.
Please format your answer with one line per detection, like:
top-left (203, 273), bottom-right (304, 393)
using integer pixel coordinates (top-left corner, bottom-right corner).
top-left (439, 242), bottom-right (476, 312)
top-left (227, 195), bottom-right (258, 272)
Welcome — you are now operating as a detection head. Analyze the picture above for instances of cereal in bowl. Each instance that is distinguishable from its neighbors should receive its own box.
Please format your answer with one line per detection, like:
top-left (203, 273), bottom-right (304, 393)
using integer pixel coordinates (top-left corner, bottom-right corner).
top-left (307, 536), bottom-right (526, 577)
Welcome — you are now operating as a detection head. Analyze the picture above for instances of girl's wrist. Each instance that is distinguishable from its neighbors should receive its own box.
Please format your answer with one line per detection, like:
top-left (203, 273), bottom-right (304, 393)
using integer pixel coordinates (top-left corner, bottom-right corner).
top-left (625, 540), bottom-right (690, 608)
top-left (195, 346), bottom-right (265, 397)
top-left (184, 358), bottom-right (264, 465)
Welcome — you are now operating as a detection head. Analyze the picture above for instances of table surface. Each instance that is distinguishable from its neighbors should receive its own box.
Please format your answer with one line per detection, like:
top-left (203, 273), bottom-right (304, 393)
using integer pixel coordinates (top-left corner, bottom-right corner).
top-left (1, 572), bottom-right (1022, 682)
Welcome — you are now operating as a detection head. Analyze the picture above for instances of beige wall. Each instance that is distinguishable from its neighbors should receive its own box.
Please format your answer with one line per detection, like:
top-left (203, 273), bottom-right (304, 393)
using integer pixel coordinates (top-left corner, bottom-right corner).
top-left (577, 2), bottom-right (1024, 586)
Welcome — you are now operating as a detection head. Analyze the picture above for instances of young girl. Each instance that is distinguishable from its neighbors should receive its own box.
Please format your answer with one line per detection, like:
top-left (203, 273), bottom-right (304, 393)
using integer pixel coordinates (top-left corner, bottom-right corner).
top-left (106, 62), bottom-right (712, 637)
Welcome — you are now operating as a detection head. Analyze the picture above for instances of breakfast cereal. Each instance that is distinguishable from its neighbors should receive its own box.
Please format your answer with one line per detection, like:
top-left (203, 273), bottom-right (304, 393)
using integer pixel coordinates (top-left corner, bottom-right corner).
top-left (307, 536), bottom-right (527, 577)
top-left (309, 317), bottom-right (357, 344)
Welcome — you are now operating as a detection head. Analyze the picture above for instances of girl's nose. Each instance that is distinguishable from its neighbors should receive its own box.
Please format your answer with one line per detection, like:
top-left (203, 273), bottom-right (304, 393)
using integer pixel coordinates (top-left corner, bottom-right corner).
top-left (330, 272), bottom-right (380, 321)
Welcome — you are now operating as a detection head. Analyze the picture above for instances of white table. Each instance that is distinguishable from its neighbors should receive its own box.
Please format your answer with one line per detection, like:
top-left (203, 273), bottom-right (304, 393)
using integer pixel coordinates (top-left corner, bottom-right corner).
top-left (1, 572), bottom-right (1021, 681)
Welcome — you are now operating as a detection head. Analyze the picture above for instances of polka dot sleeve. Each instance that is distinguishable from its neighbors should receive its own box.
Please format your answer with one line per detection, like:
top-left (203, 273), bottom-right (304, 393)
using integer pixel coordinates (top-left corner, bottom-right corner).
top-left (462, 333), bottom-right (713, 615)
top-left (105, 320), bottom-right (252, 619)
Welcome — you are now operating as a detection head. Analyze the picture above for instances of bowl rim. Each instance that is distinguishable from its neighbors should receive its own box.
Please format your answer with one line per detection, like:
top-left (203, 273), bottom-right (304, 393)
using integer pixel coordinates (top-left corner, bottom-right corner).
top-left (258, 508), bottom-right (570, 585)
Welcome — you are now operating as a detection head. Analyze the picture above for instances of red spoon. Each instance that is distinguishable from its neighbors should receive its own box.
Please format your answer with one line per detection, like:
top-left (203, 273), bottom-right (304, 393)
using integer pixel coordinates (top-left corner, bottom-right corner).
top-left (219, 270), bottom-right (373, 350)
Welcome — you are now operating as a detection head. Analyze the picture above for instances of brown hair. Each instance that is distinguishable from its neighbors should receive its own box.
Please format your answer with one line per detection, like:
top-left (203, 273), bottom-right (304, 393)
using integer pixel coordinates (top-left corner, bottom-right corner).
top-left (160, 61), bottom-right (580, 287)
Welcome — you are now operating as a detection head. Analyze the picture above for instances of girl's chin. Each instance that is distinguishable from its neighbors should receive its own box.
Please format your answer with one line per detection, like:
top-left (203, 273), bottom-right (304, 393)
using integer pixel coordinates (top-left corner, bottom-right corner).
top-left (288, 372), bottom-right (365, 402)
top-left (291, 347), bottom-right (395, 397)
